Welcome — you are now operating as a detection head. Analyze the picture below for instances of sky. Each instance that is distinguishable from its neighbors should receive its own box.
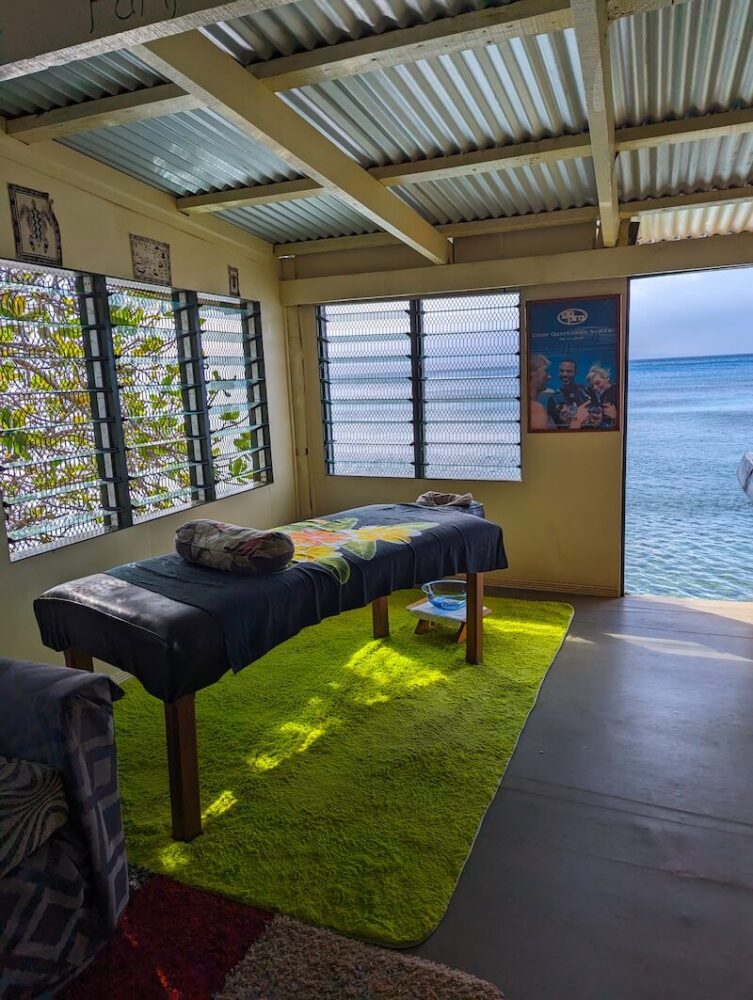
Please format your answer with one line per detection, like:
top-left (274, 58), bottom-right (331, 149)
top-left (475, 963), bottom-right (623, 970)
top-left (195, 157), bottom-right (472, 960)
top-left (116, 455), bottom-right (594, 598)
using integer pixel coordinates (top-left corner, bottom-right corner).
top-left (630, 267), bottom-right (753, 360)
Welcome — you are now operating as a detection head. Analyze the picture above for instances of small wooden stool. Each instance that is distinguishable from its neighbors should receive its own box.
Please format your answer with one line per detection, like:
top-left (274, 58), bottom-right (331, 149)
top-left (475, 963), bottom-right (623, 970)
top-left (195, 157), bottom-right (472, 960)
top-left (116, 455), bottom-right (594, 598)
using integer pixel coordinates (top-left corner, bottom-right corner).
top-left (407, 598), bottom-right (492, 645)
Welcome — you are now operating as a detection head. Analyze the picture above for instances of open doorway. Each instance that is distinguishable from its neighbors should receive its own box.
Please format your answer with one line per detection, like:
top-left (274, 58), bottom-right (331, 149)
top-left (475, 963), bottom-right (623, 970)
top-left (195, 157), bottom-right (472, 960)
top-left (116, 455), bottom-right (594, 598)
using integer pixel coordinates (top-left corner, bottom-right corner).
top-left (624, 268), bottom-right (753, 600)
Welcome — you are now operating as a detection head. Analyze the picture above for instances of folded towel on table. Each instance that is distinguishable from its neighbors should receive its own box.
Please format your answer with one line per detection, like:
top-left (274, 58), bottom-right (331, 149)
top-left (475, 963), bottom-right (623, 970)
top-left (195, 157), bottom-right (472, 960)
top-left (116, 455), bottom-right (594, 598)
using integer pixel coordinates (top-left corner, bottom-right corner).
top-left (416, 491), bottom-right (475, 508)
top-left (176, 520), bottom-right (294, 575)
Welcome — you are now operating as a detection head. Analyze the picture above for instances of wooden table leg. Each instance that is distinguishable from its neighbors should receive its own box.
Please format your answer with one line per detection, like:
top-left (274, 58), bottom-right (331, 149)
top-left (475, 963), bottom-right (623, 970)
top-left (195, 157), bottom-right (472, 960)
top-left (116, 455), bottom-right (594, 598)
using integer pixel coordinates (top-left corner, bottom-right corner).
top-left (164, 694), bottom-right (202, 842)
top-left (414, 618), bottom-right (432, 635)
top-left (64, 648), bottom-right (94, 671)
top-left (372, 596), bottom-right (390, 638)
top-left (466, 572), bottom-right (484, 664)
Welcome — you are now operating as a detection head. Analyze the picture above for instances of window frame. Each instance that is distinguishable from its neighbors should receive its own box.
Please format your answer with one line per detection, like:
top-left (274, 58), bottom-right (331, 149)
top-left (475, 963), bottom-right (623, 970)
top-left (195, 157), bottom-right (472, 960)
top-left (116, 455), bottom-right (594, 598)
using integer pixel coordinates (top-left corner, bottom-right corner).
top-left (316, 290), bottom-right (522, 483)
top-left (0, 259), bottom-right (273, 562)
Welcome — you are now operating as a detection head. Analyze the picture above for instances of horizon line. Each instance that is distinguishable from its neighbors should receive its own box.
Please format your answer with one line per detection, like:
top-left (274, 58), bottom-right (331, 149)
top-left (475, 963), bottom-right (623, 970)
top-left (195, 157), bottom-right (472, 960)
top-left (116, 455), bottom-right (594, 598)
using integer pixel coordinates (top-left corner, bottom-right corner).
top-left (631, 351), bottom-right (753, 363)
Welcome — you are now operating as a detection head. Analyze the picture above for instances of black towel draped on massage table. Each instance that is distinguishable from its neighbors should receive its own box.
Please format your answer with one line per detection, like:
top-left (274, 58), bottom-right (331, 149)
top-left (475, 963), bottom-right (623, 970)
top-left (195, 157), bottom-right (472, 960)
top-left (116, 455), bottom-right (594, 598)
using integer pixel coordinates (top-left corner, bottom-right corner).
top-left (34, 504), bottom-right (507, 703)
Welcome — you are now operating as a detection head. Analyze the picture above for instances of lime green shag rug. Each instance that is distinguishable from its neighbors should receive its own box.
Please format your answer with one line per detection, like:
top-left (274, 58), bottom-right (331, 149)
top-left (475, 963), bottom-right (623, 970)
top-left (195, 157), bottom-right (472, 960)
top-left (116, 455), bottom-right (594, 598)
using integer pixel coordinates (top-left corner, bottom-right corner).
top-left (114, 590), bottom-right (573, 947)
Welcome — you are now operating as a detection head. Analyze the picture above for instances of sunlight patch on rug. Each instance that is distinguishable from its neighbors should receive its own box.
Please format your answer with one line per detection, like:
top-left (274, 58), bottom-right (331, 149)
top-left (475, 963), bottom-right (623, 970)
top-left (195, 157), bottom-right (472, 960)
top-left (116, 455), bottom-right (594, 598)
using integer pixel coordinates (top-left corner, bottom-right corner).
top-left (114, 591), bottom-right (573, 946)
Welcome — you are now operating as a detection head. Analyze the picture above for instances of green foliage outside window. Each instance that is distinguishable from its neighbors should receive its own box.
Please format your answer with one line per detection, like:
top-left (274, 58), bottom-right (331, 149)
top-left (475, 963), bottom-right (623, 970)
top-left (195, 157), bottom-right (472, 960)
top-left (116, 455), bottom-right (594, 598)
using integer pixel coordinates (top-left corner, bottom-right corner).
top-left (0, 268), bottom-right (102, 552)
top-left (0, 267), bottom-right (270, 560)
top-left (109, 283), bottom-right (194, 520)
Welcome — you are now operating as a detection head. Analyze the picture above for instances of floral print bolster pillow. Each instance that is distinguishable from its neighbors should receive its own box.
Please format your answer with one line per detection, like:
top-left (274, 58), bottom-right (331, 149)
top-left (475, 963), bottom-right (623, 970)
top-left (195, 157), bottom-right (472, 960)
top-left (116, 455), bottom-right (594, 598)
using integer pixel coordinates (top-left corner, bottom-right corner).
top-left (175, 519), bottom-right (294, 576)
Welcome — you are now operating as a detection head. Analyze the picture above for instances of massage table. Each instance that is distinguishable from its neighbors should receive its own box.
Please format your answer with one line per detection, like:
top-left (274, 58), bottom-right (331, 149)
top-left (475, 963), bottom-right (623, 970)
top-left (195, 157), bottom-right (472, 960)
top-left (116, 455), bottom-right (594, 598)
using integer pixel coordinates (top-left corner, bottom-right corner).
top-left (35, 503), bottom-right (507, 841)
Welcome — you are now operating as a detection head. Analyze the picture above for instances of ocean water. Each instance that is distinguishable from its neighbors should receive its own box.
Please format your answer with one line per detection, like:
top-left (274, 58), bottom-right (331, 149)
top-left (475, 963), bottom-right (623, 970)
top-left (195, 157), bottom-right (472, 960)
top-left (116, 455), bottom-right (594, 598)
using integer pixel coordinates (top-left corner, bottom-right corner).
top-left (625, 353), bottom-right (753, 600)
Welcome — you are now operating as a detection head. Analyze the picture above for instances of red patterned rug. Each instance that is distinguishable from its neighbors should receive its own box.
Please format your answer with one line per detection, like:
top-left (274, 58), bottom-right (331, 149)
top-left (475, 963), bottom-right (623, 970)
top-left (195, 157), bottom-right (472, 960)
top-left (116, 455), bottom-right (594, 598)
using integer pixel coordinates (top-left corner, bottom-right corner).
top-left (60, 869), bottom-right (503, 999)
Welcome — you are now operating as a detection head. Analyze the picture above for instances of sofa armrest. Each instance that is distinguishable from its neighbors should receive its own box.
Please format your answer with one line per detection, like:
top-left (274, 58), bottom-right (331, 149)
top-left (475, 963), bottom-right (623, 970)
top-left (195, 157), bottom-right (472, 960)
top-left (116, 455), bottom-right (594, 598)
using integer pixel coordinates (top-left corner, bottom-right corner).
top-left (0, 658), bottom-right (128, 928)
top-left (0, 756), bottom-right (69, 878)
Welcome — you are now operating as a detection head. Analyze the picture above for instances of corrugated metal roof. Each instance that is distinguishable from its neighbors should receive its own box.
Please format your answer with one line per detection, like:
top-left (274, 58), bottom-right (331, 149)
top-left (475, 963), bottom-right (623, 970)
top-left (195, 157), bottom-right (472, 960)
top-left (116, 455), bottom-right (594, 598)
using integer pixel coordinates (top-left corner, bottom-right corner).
top-left (61, 109), bottom-right (299, 196)
top-left (0, 51), bottom-right (161, 118)
top-left (0, 0), bottom-right (749, 247)
top-left (618, 134), bottom-right (753, 202)
top-left (4, 0), bottom-right (748, 130)
top-left (393, 157), bottom-right (596, 224)
top-left (639, 201), bottom-right (753, 243)
top-left (216, 195), bottom-right (379, 243)
top-left (0, 1), bottom-right (517, 117)
top-left (45, 19), bottom-right (591, 234)
top-left (281, 30), bottom-right (586, 167)
top-left (214, 157), bottom-right (597, 241)
top-left (204, 0), bottom-right (517, 64)
top-left (611, 0), bottom-right (753, 127)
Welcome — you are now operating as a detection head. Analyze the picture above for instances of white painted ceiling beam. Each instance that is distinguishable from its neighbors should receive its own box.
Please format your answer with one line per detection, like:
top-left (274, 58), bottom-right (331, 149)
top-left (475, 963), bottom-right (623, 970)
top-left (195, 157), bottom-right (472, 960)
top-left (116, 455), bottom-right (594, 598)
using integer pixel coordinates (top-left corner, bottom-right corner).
top-left (274, 207), bottom-right (600, 256)
top-left (0, 129), bottom-right (273, 263)
top-left (0, 0), bottom-right (294, 82)
top-left (372, 134), bottom-right (592, 187)
top-left (171, 106), bottom-right (753, 215)
top-left (178, 178), bottom-right (324, 214)
top-left (253, 0), bottom-right (690, 92)
top-left (175, 135), bottom-right (590, 214)
top-left (571, 0), bottom-right (620, 247)
top-left (0, 0), bottom-right (689, 85)
top-left (4, 0), bottom-right (695, 140)
top-left (615, 107), bottom-right (753, 153)
top-left (607, 0), bottom-right (691, 14)
top-left (135, 31), bottom-right (451, 264)
top-left (279, 231), bottom-right (753, 306)
top-left (619, 185), bottom-right (753, 216)
top-left (6, 84), bottom-right (203, 144)
top-left (253, 0), bottom-right (572, 92)
top-left (272, 186), bottom-right (753, 256)
top-left (12, 94), bottom-right (753, 177)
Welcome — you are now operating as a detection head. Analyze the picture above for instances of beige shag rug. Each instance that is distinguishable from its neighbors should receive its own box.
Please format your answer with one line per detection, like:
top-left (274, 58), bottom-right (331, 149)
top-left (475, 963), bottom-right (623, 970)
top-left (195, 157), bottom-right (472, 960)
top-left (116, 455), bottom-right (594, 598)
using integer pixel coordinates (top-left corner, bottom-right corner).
top-left (61, 868), bottom-right (503, 999)
top-left (217, 915), bottom-right (503, 1000)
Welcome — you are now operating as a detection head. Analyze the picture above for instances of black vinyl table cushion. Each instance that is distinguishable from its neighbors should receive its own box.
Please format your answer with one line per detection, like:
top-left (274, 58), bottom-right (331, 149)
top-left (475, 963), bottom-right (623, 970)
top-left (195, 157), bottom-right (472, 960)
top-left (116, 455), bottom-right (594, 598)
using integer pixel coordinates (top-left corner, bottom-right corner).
top-left (34, 503), bottom-right (507, 703)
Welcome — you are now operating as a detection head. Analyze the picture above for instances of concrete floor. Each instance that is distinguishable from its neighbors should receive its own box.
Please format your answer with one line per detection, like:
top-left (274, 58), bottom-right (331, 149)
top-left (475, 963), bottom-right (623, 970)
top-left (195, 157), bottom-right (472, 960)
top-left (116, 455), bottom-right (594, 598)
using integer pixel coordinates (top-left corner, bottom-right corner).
top-left (412, 593), bottom-right (753, 1000)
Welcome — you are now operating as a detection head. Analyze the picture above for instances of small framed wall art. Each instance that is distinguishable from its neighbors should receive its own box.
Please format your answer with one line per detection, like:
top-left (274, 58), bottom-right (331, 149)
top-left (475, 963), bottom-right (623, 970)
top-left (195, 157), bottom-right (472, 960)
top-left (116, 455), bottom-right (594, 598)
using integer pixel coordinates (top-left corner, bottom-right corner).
top-left (129, 233), bottom-right (172, 285)
top-left (228, 265), bottom-right (240, 297)
top-left (8, 184), bottom-right (63, 266)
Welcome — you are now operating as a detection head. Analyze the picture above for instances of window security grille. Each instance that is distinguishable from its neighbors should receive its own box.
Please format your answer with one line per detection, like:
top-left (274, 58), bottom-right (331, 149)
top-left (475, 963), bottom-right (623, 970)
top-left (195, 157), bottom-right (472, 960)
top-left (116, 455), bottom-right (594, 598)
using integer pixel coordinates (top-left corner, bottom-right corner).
top-left (422, 295), bottom-right (521, 480)
top-left (317, 292), bottom-right (521, 482)
top-left (0, 266), bottom-right (110, 557)
top-left (0, 262), bottom-right (272, 561)
top-left (198, 294), bottom-right (272, 498)
top-left (319, 301), bottom-right (414, 478)
top-left (110, 279), bottom-right (197, 523)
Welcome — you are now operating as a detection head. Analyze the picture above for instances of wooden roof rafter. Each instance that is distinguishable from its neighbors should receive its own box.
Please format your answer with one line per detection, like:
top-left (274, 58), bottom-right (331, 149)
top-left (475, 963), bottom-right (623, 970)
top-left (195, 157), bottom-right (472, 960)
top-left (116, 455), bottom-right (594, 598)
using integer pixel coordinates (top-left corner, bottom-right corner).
top-left (133, 31), bottom-right (452, 264)
top-left (5, 0), bottom-right (692, 144)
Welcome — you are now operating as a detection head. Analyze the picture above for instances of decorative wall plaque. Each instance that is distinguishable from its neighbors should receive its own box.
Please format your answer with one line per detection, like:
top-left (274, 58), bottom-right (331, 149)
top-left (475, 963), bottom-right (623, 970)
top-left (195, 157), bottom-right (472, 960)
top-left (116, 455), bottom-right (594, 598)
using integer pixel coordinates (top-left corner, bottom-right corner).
top-left (228, 265), bottom-right (240, 297)
top-left (129, 233), bottom-right (172, 285)
top-left (8, 184), bottom-right (63, 266)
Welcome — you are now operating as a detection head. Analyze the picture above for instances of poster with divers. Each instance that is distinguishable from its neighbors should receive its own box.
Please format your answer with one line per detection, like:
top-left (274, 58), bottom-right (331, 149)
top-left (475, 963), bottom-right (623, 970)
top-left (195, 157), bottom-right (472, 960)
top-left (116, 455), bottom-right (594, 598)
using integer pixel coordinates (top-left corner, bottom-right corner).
top-left (525, 295), bottom-right (621, 433)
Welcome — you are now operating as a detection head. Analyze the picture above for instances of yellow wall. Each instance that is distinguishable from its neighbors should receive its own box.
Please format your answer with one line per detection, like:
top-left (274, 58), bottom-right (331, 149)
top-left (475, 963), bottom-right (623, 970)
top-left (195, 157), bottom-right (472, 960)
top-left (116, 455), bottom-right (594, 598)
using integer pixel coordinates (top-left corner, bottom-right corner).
top-left (290, 274), bottom-right (627, 598)
top-left (0, 137), bottom-right (298, 663)
top-left (0, 129), bottom-right (629, 672)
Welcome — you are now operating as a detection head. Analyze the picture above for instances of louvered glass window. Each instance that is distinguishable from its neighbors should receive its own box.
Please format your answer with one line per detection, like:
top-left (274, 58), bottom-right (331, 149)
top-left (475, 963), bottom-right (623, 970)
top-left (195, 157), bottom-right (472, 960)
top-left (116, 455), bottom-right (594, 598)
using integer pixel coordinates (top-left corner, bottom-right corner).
top-left (422, 294), bottom-right (521, 480)
top-left (317, 292), bottom-right (521, 482)
top-left (0, 264), bottom-right (108, 558)
top-left (109, 279), bottom-right (195, 523)
top-left (318, 301), bottom-right (414, 477)
top-left (0, 260), bottom-right (273, 560)
top-left (199, 294), bottom-right (273, 497)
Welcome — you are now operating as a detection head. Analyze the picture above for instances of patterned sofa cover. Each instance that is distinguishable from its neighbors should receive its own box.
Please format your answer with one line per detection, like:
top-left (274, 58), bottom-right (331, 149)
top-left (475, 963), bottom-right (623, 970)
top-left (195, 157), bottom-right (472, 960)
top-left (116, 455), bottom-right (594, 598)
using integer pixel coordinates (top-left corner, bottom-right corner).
top-left (0, 659), bottom-right (129, 998)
